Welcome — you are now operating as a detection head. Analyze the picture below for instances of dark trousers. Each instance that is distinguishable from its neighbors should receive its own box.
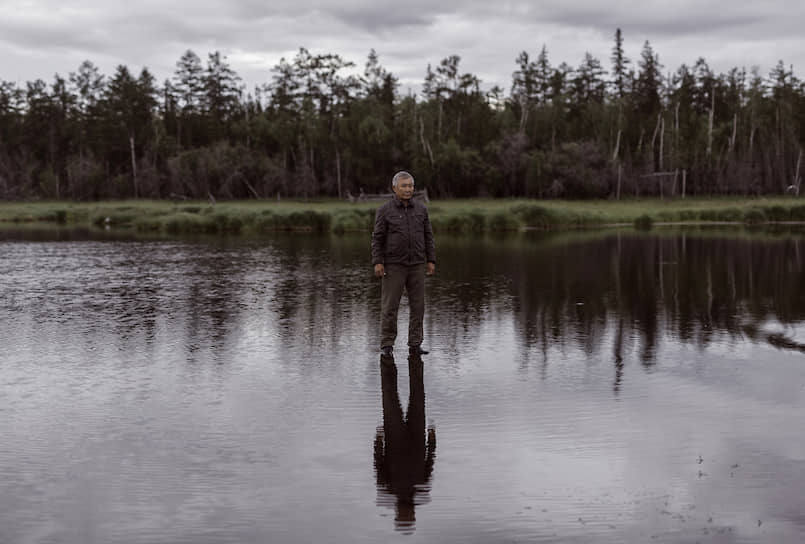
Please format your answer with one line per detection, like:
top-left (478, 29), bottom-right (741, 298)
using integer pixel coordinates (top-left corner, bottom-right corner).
top-left (381, 263), bottom-right (426, 348)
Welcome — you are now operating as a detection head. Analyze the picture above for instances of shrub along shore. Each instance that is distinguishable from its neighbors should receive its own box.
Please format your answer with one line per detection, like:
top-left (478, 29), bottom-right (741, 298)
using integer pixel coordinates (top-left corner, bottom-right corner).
top-left (3, 198), bottom-right (805, 235)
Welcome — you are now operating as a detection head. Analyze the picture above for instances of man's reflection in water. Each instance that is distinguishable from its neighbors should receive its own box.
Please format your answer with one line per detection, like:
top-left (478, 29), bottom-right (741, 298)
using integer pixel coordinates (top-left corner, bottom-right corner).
top-left (374, 354), bottom-right (436, 533)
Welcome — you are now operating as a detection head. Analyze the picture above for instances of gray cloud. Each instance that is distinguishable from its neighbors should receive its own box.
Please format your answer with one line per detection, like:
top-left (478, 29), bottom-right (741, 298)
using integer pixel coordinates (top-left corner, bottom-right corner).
top-left (1, 0), bottom-right (803, 93)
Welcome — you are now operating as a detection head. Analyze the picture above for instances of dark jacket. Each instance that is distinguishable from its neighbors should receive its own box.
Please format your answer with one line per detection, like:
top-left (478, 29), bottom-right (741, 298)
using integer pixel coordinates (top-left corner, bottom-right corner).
top-left (371, 196), bottom-right (436, 266)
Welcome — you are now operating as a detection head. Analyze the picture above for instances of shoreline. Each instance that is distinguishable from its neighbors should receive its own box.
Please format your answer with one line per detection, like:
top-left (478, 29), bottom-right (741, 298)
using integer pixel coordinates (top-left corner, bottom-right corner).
top-left (3, 197), bottom-right (805, 235)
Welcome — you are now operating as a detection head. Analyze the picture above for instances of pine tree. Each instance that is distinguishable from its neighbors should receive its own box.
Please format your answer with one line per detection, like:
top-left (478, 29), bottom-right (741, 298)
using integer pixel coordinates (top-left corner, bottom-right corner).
top-left (636, 41), bottom-right (663, 116)
top-left (610, 28), bottom-right (630, 99)
top-left (204, 52), bottom-right (241, 120)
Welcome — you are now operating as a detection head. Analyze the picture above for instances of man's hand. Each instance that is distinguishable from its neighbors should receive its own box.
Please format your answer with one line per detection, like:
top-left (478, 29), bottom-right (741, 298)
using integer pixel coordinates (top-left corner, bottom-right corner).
top-left (426, 262), bottom-right (435, 276)
top-left (374, 263), bottom-right (385, 277)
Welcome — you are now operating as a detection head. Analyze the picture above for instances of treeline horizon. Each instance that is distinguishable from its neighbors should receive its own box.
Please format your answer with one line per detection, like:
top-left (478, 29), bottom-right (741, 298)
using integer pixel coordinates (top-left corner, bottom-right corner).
top-left (0, 28), bottom-right (803, 201)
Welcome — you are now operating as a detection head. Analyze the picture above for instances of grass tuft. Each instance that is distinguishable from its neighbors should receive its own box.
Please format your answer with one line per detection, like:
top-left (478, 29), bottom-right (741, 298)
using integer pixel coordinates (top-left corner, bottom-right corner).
top-left (510, 204), bottom-right (554, 228)
top-left (487, 210), bottom-right (521, 231)
top-left (634, 214), bottom-right (654, 230)
top-left (743, 208), bottom-right (766, 224)
top-left (332, 209), bottom-right (374, 234)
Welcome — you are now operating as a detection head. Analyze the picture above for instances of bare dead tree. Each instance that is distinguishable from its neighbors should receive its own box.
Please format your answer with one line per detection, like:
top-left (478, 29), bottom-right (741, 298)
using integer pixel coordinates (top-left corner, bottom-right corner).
top-left (650, 112), bottom-right (661, 169)
top-left (674, 102), bottom-right (680, 165)
top-left (682, 169), bottom-right (687, 198)
top-left (335, 147), bottom-right (342, 198)
top-left (130, 135), bottom-right (138, 198)
top-left (707, 93), bottom-right (714, 158)
top-left (612, 129), bottom-right (622, 162)
top-left (659, 116), bottom-right (665, 171)
top-left (419, 118), bottom-right (434, 166)
top-left (729, 113), bottom-right (737, 156)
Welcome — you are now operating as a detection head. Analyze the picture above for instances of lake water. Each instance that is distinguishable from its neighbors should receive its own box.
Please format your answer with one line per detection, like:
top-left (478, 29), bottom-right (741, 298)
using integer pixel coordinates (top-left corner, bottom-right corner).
top-left (1, 226), bottom-right (804, 544)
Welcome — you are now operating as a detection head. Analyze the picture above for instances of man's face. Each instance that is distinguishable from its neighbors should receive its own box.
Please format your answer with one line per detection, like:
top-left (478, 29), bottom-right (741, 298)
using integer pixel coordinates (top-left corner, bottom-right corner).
top-left (392, 177), bottom-right (415, 201)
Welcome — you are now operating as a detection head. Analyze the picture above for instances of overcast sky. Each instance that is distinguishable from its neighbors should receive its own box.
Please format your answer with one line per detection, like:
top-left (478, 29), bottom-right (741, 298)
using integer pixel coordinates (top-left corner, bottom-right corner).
top-left (2, 0), bottom-right (803, 96)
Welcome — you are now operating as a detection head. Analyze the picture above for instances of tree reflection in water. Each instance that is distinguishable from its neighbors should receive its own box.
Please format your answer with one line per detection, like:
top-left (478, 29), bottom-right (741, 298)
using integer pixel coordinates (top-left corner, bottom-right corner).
top-left (258, 231), bottom-right (805, 395)
top-left (373, 354), bottom-right (436, 533)
top-left (423, 231), bottom-right (805, 392)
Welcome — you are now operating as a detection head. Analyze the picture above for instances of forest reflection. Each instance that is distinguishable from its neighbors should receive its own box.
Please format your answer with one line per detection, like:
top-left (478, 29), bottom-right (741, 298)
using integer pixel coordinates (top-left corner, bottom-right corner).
top-left (496, 232), bottom-right (805, 363)
top-left (10, 229), bottom-right (802, 371)
top-left (252, 230), bottom-right (805, 370)
top-left (540, 233), bottom-right (802, 354)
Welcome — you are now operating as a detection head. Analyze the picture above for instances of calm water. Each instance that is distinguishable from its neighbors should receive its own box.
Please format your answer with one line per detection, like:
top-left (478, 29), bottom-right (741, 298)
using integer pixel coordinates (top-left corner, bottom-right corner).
top-left (1, 226), bottom-right (804, 544)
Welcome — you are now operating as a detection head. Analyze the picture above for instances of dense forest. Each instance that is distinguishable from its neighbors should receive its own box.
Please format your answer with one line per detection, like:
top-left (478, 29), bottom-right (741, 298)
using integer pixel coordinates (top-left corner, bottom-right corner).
top-left (0, 29), bottom-right (803, 200)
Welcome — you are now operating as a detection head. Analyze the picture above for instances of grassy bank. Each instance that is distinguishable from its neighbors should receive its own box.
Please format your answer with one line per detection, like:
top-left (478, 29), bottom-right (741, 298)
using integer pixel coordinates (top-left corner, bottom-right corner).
top-left (3, 197), bottom-right (805, 235)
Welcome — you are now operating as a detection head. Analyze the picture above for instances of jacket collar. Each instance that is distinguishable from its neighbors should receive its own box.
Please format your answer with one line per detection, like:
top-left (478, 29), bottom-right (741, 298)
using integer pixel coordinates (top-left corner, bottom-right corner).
top-left (392, 194), bottom-right (415, 208)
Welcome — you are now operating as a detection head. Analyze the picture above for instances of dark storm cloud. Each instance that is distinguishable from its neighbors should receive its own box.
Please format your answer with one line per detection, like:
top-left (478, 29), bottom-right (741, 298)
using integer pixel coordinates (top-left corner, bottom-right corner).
top-left (460, 1), bottom-right (801, 36)
top-left (0, 14), bottom-right (104, 52)
top-left (225, 0), bottom-right (437, 30)
top-left (1, 0), bottom-right (803, 91)
top-left (327, 8), bottom-right (431, 31)
top-left (547, 9), bottom-right (760, 37)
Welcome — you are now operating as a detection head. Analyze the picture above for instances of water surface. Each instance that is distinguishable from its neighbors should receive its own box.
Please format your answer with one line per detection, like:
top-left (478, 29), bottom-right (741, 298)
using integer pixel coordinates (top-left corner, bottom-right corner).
top-left (1, 227), bottom-right (804, 543)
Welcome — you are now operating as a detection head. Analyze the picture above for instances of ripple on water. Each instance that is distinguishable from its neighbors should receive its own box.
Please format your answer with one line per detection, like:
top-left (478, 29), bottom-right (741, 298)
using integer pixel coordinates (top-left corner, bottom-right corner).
top-left (1, 231), bottom-right (804, 543)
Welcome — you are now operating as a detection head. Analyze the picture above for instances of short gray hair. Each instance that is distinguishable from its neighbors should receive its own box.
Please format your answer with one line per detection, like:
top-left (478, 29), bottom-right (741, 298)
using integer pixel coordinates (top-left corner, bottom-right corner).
top-left (391, 171), bottom-right (414, 187)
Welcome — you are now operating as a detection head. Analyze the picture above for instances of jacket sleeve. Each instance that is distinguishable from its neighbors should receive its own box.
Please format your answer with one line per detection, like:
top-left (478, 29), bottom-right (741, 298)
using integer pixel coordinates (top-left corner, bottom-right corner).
top-left (424, 207), bottom-right (436, 263)
top-left (371, 206), bottom-right (387, 265)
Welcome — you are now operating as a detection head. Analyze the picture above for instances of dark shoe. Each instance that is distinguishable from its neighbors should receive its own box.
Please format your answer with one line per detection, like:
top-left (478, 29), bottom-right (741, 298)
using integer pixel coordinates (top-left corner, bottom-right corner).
top-left (380, 346), bottom-right (393, 357)
top-left (409, 345), bottom-right (429, 355)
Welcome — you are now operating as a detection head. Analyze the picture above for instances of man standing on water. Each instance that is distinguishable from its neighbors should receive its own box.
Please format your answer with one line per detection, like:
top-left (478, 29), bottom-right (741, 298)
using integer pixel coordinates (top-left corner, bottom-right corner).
top-left (372, 171), bottom-right (436, 357)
